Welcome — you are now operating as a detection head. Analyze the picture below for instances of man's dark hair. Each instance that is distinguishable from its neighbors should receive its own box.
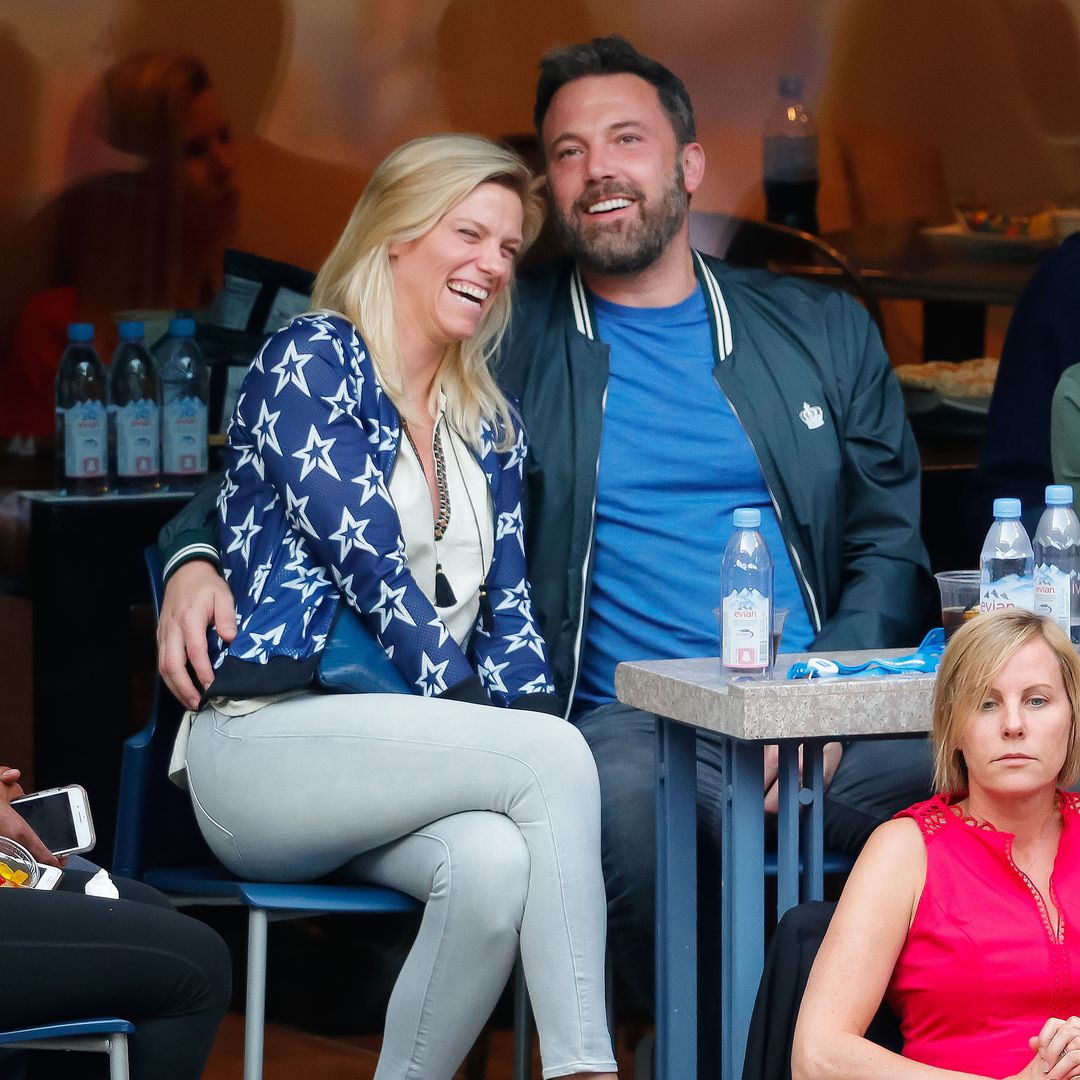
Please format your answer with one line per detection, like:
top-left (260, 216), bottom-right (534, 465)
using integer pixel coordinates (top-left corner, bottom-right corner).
top-left (533, 35), bottom-right (696, 146)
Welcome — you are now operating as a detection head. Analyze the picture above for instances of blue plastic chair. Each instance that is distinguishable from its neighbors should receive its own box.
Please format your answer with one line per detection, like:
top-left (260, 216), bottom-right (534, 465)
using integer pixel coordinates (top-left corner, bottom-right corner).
top-left (114, 547), bottom-right (421, 1080)
top-left (0, 1018), bottom-right (134, 1079)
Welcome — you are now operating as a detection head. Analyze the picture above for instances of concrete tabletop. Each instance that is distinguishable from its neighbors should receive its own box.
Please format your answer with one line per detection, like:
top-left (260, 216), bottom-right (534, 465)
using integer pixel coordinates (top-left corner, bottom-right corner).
top-left (614, 649), bottom-right (935, 741)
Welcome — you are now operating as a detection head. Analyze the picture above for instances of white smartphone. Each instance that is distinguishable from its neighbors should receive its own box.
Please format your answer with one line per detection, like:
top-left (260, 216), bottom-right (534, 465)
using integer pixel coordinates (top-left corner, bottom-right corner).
top-left (11, 784), bottom-right (95, 856)
top-left (33, 863), bottom-right (63, 890)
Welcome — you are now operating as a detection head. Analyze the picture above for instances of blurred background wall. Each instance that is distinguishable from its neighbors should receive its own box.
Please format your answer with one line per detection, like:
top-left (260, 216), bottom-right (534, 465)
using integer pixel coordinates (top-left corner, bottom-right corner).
top-left (4, 0), bottom-right (1080, 361)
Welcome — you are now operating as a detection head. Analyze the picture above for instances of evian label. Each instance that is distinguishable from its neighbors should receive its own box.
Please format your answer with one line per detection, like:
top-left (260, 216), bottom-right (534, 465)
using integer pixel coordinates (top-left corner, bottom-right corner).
top-left (980, 575), bottom-right (1035, 614)
top-left (62, 399), bottom-right (106, 479)
top-left (722, 587), bottom-right (770, 670)
top-left (1035, 562), bottom-right (1071, 631)
top-left (115, 399), bottom-right (160, 477)
top-left (163, 396), bottom-right (208, 475)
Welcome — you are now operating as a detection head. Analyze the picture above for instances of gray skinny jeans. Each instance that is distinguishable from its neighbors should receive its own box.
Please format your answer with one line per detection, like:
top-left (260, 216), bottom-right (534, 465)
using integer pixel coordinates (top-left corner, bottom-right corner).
top-left (184, 693), bottom-right (616, 1080)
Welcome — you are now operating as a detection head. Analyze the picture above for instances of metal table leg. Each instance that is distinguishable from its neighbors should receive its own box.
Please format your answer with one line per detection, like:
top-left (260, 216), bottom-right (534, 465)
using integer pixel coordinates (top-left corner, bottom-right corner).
top-left (722, 737), bottom-right (764, 1080)
top-left (655, 718), bottom-right (698, 1080)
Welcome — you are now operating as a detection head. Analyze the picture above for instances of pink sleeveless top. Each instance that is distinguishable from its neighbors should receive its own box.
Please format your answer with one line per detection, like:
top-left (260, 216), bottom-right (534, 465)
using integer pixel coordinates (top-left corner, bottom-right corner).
top-left (886, 793), bottom-right (1080, 1074)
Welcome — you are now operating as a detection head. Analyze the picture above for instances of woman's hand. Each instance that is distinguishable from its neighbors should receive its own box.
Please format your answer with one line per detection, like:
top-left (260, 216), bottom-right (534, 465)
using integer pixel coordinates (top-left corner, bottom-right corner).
top-left (0, 766), bottom-right (60, 868)
top-left (1025, 1016), bottom-right (1080, 1080)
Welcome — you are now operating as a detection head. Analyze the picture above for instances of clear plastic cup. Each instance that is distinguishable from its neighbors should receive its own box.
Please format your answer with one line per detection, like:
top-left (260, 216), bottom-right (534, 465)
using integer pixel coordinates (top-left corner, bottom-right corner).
top-left (0, 836), bottom-right (39, 888)
top-left (935, 570), bottom-right (981, 641)
top-left (715, 606), bottom-right (789, 671)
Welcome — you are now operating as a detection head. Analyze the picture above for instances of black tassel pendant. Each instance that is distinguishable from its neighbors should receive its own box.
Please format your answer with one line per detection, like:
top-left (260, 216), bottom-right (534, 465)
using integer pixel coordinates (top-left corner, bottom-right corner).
top-left (478, 582), bottom-right (494, 632)
top-left (435, 562), bottom-right (457, 607)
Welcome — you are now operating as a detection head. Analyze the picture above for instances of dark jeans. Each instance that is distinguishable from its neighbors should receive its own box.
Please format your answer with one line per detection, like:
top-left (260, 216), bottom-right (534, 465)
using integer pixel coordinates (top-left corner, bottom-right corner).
top-left (0, 871), bottom-right (231, 1080)
top-left (572, 700), bottom-right (933, 1011)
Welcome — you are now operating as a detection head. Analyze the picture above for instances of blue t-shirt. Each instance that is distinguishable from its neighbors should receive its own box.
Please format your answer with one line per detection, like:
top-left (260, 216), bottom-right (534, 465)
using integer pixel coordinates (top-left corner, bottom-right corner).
top-left (573, 285), bottom-right (815, 712)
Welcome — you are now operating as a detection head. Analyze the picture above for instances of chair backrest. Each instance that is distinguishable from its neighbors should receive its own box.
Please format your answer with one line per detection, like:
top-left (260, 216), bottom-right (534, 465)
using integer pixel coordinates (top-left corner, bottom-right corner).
top-left (688, 210), bottom-right (886, 342)
top-left (112, 547), bottom-right (216, 879)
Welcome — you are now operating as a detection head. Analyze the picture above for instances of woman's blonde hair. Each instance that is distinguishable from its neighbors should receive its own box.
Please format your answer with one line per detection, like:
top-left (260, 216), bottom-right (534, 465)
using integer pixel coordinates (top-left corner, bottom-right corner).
top-left (311, 133), bottom-right (544, 448)
top-left (931, 609), bottom-right (1080, 793)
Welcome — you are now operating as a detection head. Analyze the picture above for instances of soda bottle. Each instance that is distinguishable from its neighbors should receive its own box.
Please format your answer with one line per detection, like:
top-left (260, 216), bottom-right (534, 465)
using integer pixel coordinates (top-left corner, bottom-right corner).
top-left (1033, 484), bottom-right (1080, 644)
top-left (156, 317), bottom-right (209, 491)
top-left (980, 498), bottom-right (1035, 613)
top-left (108, 321), bottom-right (161, 493)
top-left (763, 76), bottom-right (820, 235)
top-left (54, 322), bottom-right (108, 495)
top-left (721, 507), bottom-right (774, 676)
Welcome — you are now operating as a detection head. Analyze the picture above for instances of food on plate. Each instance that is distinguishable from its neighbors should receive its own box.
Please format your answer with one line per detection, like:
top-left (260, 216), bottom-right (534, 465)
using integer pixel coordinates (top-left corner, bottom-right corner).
top-left (893, 357), bottom-right (998, 401)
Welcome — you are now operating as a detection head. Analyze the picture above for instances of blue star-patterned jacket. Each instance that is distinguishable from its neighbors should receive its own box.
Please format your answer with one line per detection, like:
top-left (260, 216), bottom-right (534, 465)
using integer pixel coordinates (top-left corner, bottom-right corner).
top-left (210, 312), bottom-right (557, 708)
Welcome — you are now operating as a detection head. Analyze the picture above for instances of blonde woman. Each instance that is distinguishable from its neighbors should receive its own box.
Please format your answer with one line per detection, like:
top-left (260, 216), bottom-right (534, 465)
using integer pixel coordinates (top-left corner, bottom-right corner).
top-left (794, 609), bottom-right (1080, 1080)
top-left (177, 134), bottom-right (617, 1080)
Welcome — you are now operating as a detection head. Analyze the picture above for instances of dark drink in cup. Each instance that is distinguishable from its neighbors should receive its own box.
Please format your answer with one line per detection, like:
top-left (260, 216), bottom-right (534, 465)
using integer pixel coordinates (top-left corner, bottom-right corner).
top-left (936, 570), bottom-right (982, 641)
top-left (942, 605), bottom-right (978, 640)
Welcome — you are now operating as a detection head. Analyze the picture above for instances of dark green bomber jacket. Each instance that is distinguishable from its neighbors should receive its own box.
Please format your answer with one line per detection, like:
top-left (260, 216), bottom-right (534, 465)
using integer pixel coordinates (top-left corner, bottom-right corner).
top-left (160, 250), bottom-right (934, 717)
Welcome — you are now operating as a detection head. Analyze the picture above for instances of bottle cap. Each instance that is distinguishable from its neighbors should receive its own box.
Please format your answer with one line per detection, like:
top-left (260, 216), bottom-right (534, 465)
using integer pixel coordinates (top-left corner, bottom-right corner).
top-left (733, 507), bottom-right (761, 529)
top-left (117, 320), bottom-right (144, 340)
top-left (1046, 484), bottom-right (1074, 506)
top-left (67, 322), bottom-right (94, 343)
top-left (169, 317), bottom-right (196, 337)
top-left (778, 76), bottom-right (804, 98)
top-left (993, 497), bottom-right (1022, 519)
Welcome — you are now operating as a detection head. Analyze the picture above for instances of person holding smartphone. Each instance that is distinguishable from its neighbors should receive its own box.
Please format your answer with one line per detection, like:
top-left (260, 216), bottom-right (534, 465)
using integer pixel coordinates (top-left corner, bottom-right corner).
top-left (0, 764), bottom-right (231, 1080)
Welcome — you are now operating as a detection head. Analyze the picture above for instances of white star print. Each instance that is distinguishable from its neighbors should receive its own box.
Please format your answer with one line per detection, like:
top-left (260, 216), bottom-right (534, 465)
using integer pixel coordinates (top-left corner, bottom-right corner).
top-left (385, 536), bottom-right (408, 576)
top-left (415, 652), bottom-right (449, 697)
top-left (217, 474), bottom-right (238, 521)
top-left (478, 655), bottom-right (510, 695)
top-left (504, 621), bottom-right (546, 660)
top-left (329, 507), bottom-right (377, 561)
top-left (281, 562), bottom-right (330, 604)
top-left (321, 380), bottom-right (357, 425)
top-left (227, 506), bottom-right (263, 565)
top-left (518, 675), bottom-right (554, 695)
top-left (248, 559), bottom-right (273, 602)
top-left (234, 445), bottom-right (265, 479)
top-left (427, 616), bottom-right (450, 648)
top-left (496, 579), bottom-right (532, 618)
top-left (379, 423), bottom-right (398, 453)
top-left (285, 484), bottom-right (316, 536)
top-left (370, 580), bottom-right (416, 634)
top-left (503, 428), bottom-right (527, 471)
top-left (252, 400), bottom-right (282, 457)
top-left (292, 425), bottom-right (340, 481)
top-left (330, 567), bottom-right (358, 607)
top-left (496, 504), bottom-right (525, 552)
top-left (270, 339), bottom-right (313, 397)
top-left (239, 623), bottom-right (287, 662)
top-left (351, 456), bottom-right (392, 506)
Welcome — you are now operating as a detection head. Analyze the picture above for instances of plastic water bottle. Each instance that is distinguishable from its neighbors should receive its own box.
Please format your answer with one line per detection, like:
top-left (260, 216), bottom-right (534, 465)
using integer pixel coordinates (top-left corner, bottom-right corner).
top-left (980, 498), bottom-right (1035, 613)
top-left (721, 507), bottom-right (774, 676)
top-left (54, 322), bottom-right (108, 495)
top-left (108, 321), bottom-right (161, 493)
top-left (156, 317), bottom-right (209, 491)
top-left (1033, 484), bottom-right (1080, 644)
top-left (763, 76), bottom-right (820, 235)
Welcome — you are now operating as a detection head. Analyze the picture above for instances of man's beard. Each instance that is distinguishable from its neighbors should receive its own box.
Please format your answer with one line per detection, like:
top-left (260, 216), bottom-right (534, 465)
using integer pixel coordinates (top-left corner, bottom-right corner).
top-left (552, 161), bottom-right (688, 275)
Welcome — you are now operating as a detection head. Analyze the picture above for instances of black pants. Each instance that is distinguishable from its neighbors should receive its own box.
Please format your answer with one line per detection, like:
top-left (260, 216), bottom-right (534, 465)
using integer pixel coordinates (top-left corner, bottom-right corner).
top-left (0, 871), bottom-right (231, 1080)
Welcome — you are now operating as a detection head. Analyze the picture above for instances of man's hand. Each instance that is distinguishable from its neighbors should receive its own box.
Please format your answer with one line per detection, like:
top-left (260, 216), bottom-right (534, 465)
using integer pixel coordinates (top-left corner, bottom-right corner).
top-left (157, 560), bottom-right (237, 710)
top-left (763, 742), bottom-right (844, 815)
top-left (0, 766), bottom-right (61, 868)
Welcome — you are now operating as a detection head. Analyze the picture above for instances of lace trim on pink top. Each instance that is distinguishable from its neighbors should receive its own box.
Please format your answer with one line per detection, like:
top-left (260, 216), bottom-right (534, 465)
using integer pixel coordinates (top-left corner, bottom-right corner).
top-left (906, 790), bottom-right (1080, 839)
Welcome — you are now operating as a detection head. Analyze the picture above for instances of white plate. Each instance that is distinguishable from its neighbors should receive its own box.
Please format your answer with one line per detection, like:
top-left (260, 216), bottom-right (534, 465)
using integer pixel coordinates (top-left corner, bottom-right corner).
top-left (920, 223), bottom-right (1055, 259)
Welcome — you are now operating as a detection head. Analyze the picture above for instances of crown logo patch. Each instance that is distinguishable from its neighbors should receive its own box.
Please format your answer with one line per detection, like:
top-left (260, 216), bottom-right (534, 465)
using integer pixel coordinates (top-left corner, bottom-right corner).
top-left (799, 402), bottom-right (824, 430)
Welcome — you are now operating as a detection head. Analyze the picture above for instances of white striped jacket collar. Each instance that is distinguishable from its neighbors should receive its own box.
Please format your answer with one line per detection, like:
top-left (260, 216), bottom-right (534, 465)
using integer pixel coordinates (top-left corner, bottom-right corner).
top-left (568, 251), bottom-right (734, 362)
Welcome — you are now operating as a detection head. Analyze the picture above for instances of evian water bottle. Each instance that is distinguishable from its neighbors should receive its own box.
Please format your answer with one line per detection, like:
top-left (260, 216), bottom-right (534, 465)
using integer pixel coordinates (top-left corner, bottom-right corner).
top-left (1033, 484), bottom-right (1080, 644)
top-left (54, 322), bottom-right (108, 495)
top-left (721, 507), bottom-right (773, 676)
top-left (157, 317), bottom-right (209, 491)
top-left (980, 498), bottom-right (1034, 614)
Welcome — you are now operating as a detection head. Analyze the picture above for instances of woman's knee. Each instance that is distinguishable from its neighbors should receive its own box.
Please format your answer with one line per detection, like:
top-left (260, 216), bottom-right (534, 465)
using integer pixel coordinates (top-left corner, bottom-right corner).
top-left (430, 813), bottom-right (529, 935)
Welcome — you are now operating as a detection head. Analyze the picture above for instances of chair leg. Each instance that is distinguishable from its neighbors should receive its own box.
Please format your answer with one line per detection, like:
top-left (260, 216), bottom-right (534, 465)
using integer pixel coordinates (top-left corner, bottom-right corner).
top-left (245, 908), bottom-right (269, 1080)
top-left (512, 957), bottom-right (533, 1080)
top-left (109, 1032), bottom-right (130, 1080)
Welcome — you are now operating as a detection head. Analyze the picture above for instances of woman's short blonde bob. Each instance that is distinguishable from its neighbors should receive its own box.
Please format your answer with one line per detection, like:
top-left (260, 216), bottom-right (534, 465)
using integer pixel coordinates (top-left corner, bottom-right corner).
top-left (311, 133), bottom-right (544, 448)
top-left (931, 608), bottom-right (1080, 794)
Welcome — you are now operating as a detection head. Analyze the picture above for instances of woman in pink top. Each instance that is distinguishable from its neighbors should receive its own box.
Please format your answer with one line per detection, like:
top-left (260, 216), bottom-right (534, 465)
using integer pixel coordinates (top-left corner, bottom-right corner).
top-left (793, 609), bottom-right (1080, 1080)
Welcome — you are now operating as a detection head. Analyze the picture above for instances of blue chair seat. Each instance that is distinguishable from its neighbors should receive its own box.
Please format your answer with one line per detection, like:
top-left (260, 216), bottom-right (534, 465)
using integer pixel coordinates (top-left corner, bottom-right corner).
top-left (0, 1019), bottom-right (135, 1046)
